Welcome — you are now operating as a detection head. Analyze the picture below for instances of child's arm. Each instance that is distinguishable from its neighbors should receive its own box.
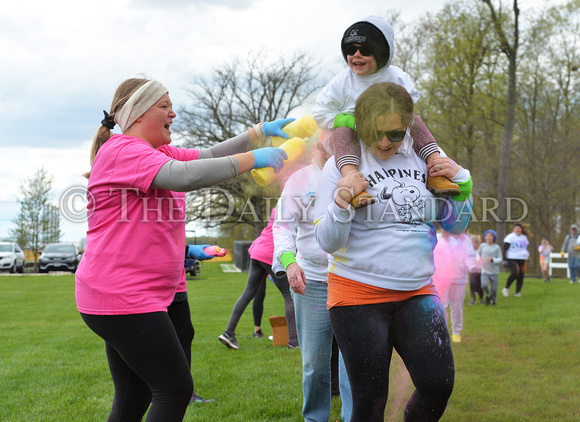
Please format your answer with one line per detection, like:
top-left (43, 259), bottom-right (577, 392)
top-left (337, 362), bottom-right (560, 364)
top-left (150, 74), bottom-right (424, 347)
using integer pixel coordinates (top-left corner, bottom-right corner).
top-left (328, 126), bottom-right (373, 208)
top-left (314, 87), bottom-right (371, 207)
top-left (492, 247), bottom-right (503, 264)
top-left (312, 71), bottom-right (361, 176)
top-left (312, 74), bottom-right (350, 131)
top-left (411, 117), bottom-right (461, 196)
top-left (410, 117), bottom-right (439, 163)
top-left (328, 127), bottom-right (361, 176)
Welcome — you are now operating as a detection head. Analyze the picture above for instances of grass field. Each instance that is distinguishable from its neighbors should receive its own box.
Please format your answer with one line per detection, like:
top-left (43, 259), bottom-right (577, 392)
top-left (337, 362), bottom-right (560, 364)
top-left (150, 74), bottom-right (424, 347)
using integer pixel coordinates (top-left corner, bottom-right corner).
top-left (1, 262), bottom-right (579, 421)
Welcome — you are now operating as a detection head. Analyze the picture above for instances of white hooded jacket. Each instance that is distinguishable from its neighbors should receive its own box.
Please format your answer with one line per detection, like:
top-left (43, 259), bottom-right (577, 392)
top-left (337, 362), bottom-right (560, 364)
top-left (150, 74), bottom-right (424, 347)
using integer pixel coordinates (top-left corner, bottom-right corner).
top-left (312, 16), bottom-right (420, 130)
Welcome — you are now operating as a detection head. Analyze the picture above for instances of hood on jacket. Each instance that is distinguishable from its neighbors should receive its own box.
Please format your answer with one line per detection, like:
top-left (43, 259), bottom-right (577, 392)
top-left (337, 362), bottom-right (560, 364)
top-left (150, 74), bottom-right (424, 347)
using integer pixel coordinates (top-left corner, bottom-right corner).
top-left (570, 224), bottom-right (579, 236)
top-left (341, 15), bottom-right (395, 70)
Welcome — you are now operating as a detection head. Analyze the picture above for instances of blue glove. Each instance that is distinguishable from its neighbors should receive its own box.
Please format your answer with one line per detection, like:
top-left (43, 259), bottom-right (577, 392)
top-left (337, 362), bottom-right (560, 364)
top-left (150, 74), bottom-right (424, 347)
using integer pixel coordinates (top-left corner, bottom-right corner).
top-left (186, 244), bottom-right (213, 261)
top-left (262, 118), bottom-right (295, 138)
top-left (252, 147), bottom-right (288, 172)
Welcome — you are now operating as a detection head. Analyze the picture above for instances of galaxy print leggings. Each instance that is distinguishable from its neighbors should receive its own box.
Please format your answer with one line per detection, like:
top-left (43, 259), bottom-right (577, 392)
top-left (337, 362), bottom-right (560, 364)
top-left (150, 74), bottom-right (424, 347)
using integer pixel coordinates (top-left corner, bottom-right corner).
top-left (329, 294), bottom-right (454, 422)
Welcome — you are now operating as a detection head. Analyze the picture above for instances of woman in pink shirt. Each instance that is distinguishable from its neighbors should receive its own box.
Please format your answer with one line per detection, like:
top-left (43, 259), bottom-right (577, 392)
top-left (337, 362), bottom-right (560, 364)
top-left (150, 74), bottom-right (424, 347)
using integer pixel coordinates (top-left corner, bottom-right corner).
top-left (76, 77), bottom-right (292, 421)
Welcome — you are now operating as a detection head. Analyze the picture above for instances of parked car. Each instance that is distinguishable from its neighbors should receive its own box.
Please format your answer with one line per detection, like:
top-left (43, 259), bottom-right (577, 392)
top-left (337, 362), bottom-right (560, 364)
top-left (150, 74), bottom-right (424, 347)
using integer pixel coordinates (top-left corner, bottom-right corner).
top-left (184, 258), bottom-right (201, 277)
top-left (38, 243), bottom-right (79, 273)
top-left (0, 242), bottom-right (25, 273)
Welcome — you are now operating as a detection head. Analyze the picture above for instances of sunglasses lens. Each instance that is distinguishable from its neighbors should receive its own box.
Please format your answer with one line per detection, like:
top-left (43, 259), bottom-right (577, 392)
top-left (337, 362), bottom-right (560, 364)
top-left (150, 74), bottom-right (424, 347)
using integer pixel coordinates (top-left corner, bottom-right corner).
top-left (346, 44), bottom-right (372, 56)
top-left (358, 45), bottom-right (372, 56)
top-left (387, 131), bottom-right (406, 142)
top-left (376, 130), bottom-right (406, 142)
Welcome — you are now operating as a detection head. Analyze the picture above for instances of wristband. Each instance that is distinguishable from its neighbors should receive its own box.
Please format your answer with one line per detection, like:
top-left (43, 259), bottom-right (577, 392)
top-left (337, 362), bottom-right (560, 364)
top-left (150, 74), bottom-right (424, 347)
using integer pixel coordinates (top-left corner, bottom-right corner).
top-left (451, 177), bottom-right (473, 201)
top-left (280, 251), bottom-right (297, 270)
top-left (249, 124), bottom-right (265, 144)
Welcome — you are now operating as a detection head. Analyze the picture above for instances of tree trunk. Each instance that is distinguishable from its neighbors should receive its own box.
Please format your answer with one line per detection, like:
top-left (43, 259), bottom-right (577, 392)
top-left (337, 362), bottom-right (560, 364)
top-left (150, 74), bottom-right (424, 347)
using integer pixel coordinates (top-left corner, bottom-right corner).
top-left (495, 53), bottom-right (518, 241)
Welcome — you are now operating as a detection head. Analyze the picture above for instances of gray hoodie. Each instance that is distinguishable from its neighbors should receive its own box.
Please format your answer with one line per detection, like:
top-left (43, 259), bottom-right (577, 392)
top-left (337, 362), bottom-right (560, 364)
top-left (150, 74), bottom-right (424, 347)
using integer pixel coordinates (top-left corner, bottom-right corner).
top-left (561, 224), bottom-right (579, 257)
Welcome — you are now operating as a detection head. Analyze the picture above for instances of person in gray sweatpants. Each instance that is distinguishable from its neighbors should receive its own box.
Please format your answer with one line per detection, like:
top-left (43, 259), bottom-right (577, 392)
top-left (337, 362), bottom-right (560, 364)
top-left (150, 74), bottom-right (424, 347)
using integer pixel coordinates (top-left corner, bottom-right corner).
top-left (477, 230), bottom-right (502, 305)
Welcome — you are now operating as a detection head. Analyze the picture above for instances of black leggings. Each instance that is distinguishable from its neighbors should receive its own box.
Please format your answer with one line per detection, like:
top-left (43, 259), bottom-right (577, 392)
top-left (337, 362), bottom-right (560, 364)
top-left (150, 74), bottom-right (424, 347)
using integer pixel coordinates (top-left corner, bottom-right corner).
top-left (469, 271), bottom-right (483, 299)
top-left (167, 296), bottom-right (195, 368)
top-left (224, 258), bottom-right (297, 344)
top-left (329, 295), bottom-right (454, 422)
top-left (81, 312), bottom-right (193, 422)
top-left (252, 279), bottom-right (267, 327)
top-left (505, 259), bottom-right (526, 294)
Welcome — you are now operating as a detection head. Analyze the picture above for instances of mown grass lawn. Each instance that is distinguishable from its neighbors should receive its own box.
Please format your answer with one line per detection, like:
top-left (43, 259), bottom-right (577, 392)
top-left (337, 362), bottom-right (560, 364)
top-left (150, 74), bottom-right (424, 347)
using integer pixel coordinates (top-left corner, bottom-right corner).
top-left (1, 263), bottom-right (579, 421)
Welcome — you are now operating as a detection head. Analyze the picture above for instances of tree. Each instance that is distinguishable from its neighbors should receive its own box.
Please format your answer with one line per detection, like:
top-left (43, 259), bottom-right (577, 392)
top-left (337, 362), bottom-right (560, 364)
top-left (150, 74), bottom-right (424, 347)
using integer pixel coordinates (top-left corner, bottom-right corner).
top-left (414, 0), bottom-right (578, 272)
top-left (10, 168), bottom-right (61, 268)
top-left (402, 1), bottom-right (508, 238)
top-left (510, 0), bottom-right (580, 263)
top-left (388, 10), bottom-right (433, 87)
top-left (393, 0), bottom-right (578, 267)
top-left (481, 0), bottom-right (521, 241)
top-left (420, 1), bottom-right (500, 172)
top-left (176, 51), bottom-right (323, 238)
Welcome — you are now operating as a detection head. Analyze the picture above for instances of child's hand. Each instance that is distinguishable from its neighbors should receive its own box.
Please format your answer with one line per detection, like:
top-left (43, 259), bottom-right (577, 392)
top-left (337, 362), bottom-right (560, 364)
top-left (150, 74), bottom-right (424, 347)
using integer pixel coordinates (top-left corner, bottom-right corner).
top-left (427, 157), bottom-right (460, 179)
top-left (335, 170), bottom-right (369, 209)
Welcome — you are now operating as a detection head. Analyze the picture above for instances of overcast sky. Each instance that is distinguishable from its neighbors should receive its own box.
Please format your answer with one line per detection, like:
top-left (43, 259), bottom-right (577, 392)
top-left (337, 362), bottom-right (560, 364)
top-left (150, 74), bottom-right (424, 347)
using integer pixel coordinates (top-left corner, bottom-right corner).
top-left (0, 0), bottom-right (555, 243)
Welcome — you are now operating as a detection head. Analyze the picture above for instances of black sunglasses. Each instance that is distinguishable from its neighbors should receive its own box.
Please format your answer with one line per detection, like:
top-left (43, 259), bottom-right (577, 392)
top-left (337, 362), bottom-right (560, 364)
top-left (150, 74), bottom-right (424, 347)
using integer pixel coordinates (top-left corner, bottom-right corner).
top-left (375, 129), bottom-right (407, 143)
top-left (345, 43), bottom-right (373, 57)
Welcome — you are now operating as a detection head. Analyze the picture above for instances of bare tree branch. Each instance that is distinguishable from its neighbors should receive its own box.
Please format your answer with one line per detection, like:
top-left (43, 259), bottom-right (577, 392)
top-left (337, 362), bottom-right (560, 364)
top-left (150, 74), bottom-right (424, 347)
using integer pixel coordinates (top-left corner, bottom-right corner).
top-left (175, 51), bottom-right (323, 237)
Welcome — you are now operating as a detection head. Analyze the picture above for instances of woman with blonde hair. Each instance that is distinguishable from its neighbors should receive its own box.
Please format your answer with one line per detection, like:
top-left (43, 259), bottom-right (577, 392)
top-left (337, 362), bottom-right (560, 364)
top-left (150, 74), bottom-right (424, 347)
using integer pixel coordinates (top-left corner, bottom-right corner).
top-left (314, 82), bottom-right (473, 421)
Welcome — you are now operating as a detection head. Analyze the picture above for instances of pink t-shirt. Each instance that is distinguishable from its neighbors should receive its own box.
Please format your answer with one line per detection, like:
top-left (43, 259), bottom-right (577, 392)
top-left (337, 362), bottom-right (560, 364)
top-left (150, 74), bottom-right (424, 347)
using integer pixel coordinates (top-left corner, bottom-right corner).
top-left (76, 135), bottom-right (199, 315)
top-left (248, 209), bottom-right (275, 266)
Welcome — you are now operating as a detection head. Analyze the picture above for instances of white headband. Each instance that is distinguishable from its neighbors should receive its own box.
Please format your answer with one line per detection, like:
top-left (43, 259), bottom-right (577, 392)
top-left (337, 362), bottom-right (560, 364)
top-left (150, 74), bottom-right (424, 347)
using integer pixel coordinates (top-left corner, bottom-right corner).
top-left (115, 80), bottom-right (168, 133)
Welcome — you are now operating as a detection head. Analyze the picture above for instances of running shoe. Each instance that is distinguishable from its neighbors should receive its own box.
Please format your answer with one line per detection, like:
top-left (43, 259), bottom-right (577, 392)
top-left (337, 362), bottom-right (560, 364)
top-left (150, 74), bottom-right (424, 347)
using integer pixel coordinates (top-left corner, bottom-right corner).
top-left (218, 332), bottom-right (240, 350)
top-left (190, 391), bottom-right (216, 404)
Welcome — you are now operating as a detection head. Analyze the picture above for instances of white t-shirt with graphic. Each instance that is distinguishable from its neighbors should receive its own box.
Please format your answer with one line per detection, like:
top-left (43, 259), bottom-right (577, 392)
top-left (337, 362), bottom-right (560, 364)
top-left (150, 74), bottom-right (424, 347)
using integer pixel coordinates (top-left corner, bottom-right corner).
top-left (314, 139), bottom-right (472, 291)
top-left (504, 232), bottom-right (530, 260)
